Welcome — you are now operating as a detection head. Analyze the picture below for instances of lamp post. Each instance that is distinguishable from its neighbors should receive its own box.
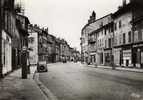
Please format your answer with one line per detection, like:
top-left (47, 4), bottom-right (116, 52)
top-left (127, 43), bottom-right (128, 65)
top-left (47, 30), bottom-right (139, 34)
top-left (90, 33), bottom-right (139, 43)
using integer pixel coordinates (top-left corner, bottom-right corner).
top-left (21, 45), bottom-right (28, 79)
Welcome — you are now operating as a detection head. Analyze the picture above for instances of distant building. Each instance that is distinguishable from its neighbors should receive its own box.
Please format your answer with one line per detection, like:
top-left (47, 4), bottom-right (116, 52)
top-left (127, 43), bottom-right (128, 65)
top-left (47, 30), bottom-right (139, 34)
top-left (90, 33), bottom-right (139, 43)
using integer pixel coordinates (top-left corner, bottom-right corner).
top-left (81, 12), bottom-right (96, 64)
top-left (28, 25), bottom-right (39, 65)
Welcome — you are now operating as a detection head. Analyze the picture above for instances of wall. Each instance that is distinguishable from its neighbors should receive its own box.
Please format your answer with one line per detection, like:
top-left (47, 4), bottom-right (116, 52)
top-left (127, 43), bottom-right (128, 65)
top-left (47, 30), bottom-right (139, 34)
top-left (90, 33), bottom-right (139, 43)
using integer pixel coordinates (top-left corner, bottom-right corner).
top-left (28, 32), bottom-right (38, 65)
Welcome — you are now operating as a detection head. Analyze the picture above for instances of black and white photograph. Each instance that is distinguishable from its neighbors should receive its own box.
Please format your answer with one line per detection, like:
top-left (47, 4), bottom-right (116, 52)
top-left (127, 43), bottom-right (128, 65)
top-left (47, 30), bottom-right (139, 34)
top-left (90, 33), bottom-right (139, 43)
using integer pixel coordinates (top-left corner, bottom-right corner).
top-left (0, 0), bottom-right (143, 100)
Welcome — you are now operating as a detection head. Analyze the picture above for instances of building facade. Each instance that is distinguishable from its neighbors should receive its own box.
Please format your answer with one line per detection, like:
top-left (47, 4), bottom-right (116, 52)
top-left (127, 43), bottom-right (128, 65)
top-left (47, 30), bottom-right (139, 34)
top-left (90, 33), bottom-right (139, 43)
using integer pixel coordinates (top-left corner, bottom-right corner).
top-left (0, 0), bottom-right (30, 77)
top-left (28, 25), bottom-right (39, 65)
top-left (81, 0), bottom-right (143, 68)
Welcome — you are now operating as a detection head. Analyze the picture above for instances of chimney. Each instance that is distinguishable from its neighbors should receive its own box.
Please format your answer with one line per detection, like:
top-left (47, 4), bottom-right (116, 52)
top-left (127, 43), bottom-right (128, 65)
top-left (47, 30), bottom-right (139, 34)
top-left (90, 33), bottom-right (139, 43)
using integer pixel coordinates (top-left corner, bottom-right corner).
top-left (92, 11), bottom-right (96, 20)
top-left (123, 0), bottom-right (127, 6)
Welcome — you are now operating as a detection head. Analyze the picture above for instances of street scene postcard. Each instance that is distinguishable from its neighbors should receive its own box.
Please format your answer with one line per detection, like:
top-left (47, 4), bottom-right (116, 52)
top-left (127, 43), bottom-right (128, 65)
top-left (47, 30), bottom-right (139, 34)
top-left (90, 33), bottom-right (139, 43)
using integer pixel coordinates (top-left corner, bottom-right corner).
top-left (0, 0), bottom-right (143, 100)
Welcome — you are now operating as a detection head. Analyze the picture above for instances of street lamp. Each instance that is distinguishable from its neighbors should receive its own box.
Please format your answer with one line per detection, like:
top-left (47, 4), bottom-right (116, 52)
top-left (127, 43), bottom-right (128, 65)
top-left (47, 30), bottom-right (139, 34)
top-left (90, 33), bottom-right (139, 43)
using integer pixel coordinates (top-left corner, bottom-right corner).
top-left (21, 45), bottom-right (28, 79)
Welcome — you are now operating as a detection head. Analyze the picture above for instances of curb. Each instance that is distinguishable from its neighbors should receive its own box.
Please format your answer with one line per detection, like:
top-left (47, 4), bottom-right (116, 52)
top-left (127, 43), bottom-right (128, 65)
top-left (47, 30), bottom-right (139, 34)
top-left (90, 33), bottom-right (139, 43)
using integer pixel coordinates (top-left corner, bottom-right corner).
top-left (86, 64), bottom-right (143, 73)
top-left (34, 72), bottom-right (59, 100)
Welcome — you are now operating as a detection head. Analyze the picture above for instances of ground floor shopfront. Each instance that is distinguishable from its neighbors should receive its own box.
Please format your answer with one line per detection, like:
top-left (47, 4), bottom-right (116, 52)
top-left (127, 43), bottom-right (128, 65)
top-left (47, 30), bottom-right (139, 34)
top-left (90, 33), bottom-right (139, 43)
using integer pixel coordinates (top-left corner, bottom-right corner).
top-left (113, 43), bottom-right (143, 68)
top-left (89, 52), bottom-right (96, 65)
top-left (114, 46), bottom-right (132, 67)
top-left (84, 43), bottom-right (143, 68)
top-left (104, 49), bottom-right (112, 66)
top-left (96, 49), bottom-right (104, 65)
top-left (2, 30), bottom-right (12, 75)
top-left (132, 43), bottom-right (143, 68)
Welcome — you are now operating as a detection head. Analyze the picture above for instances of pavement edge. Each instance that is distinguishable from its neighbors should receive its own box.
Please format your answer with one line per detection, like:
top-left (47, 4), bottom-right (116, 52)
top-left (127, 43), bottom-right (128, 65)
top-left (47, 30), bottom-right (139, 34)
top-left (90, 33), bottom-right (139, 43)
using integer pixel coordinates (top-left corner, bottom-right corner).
top-left (33, 72), bottom-right (59, 100)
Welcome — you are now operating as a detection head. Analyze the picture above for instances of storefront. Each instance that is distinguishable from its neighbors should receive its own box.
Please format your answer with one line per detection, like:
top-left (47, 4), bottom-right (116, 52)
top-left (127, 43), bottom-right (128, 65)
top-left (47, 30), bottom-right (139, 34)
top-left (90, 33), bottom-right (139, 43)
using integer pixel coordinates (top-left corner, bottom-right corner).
top-left (96, 49), bottom-right (104, 65)
top-left (89, 52), bottom-right (96, 65)
top-left (104, 49), bottom-right (112, 65)
top-left (132, 43), bottom-right (143, 68)
top-left (113, 48), bottom-right (122, 66)
top-left (122, 49), bottom-right (132, 67)
top-left (2, 30), bottom-right (12, 74)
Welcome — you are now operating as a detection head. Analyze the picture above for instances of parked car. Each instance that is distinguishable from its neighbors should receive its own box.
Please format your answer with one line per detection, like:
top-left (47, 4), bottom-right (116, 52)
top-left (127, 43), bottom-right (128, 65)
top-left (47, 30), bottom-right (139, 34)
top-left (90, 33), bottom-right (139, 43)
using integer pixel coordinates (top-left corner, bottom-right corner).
top-left (37, 61), bottom-right (48, 72)
top-left (63, 58), bottom-right (67, 63)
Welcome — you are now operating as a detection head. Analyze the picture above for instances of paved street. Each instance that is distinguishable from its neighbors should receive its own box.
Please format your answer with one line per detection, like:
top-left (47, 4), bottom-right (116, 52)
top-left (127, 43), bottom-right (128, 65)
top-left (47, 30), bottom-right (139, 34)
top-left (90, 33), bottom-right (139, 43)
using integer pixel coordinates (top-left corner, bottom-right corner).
top-left (39, 62), bottom-right (143, 100)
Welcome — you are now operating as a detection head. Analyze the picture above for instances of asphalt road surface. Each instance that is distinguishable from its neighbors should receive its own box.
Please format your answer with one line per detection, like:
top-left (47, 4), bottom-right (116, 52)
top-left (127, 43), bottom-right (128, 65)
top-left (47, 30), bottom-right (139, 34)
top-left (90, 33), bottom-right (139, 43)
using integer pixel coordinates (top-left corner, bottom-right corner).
top-left (39, 62), bottom-right (143, 100)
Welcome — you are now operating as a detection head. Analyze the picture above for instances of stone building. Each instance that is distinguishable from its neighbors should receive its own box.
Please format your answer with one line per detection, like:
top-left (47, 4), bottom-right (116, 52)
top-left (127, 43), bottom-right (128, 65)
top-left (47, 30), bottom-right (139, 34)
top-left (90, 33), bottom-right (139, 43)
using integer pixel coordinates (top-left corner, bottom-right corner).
top-left (28, 25), bottom-right (49, 64)
top-left (0, 0), bottom-right (30, 77)
top-left (81, 12), bottom-right (113, 65)
top-left (59, 39), bottom-right (71, 62)
top-left (81, 0), bottom-right (143, 68)
top-left (112, 0), bottom-right (143, 68)
top-left (130, 0), bottom-right (143, 68)
top-left (81, 12), bottom-right (96, 64)
top-left (113, 3), bottom-right (133, 67)
top-left (28, 25), bottom-right (39, 65)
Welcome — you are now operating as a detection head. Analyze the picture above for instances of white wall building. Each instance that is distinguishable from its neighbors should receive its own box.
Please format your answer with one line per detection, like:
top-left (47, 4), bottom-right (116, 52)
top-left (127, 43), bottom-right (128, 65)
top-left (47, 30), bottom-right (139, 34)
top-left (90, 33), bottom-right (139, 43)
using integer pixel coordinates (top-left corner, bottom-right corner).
top-left (28, 31), bottom-right (38, 65)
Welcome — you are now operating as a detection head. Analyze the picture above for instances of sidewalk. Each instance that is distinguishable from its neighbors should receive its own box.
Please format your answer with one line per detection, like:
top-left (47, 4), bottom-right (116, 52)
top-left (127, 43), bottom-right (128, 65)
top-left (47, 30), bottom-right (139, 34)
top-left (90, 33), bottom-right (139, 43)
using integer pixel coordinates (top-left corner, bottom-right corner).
top-left (86, 64), bottom-right (143, 73)
top-left (0, 66), bottom-right (48, 100)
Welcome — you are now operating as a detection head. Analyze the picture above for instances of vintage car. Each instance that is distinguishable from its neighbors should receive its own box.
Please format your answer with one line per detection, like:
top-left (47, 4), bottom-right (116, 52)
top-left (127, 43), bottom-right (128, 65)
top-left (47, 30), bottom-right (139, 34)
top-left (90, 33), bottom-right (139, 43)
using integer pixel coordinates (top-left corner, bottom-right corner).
top-left (37, 61), bottom-right (48, 72)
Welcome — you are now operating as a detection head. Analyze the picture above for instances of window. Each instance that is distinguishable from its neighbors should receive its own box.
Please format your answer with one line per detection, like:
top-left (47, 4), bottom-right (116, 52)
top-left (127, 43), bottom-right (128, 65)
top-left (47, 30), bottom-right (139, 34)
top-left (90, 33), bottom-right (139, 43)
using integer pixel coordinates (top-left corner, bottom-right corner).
top-left (114, 36), bottom-right (117, 46)
top-left (100, 22), bottom-right (103, 27)
top-left (119, 20), bottom-right (122, 28)
top-left (114, 23), bottom-right (117, 31)
top-left (111, 25), bottom-right (114, 32)
top-left (123, 33), bottom-right (126, 44)
top-left (138, 31), bottom-right (142, 41)
top-left (128, 31), bottom-right (131, 43)
top-left (134, 31), bottom-right (138, 42)
top-left (120, 34), bottom-right (122, 44)
top-left (105, 29), bottom-right (106, 35)
top-left (109, 38), bottom-right (111, 48)
top-left (105, 40), bottom-right (107, 48)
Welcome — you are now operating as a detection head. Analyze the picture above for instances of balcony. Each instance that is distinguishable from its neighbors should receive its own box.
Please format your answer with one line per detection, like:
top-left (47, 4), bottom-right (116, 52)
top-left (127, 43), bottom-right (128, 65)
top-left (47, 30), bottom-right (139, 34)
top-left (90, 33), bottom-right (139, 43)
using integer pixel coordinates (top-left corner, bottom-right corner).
top-left (88, 38), bottom-right (96, 44)
top-left (89, 46), bottom-right (96, 52)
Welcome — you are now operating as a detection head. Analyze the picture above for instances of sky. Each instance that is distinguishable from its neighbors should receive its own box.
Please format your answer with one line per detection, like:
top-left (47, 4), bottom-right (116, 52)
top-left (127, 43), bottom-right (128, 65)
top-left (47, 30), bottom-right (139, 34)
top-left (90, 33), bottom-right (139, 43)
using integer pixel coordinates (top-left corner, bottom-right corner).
top-left (16, 0), bottom-right (129, 51)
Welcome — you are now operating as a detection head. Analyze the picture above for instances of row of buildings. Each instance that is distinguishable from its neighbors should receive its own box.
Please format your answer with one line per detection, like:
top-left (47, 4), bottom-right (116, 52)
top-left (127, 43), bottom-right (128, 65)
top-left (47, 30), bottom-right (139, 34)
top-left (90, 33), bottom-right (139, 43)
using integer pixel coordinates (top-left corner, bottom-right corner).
top-left (0, 0), bottom-right (30, 77)
top-left (28, 24), bottom-right (80, 65)
top-left (0, 0), bottom-right (80, 78)
top-left (81, 0), bottom-right (143, 68)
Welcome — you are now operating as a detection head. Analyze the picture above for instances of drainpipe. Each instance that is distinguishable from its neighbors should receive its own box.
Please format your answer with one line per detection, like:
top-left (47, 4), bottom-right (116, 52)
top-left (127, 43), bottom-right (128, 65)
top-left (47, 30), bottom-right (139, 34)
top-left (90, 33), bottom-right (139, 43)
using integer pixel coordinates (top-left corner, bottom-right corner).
top-left (111, 22), bottom-right (115, 70)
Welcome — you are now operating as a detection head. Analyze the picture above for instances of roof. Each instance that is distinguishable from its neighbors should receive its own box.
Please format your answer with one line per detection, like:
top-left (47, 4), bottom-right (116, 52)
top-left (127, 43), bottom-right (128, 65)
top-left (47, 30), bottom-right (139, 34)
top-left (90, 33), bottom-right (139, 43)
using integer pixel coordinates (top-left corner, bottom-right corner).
top-left (82, 13), bottom-right (112, 34)
top-left (113, 2), bottom-right (143, 19)
top-left (16, 14), bottom-right (30, 24)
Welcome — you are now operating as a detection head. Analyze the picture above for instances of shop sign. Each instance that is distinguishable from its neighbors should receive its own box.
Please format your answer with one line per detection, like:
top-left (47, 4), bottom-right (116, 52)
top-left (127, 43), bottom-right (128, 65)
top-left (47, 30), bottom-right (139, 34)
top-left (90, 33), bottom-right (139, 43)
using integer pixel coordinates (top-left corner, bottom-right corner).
top-left (123, 50), bottom-right (131, 57)
top-left (133, 44), bottom-right (143, 48)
